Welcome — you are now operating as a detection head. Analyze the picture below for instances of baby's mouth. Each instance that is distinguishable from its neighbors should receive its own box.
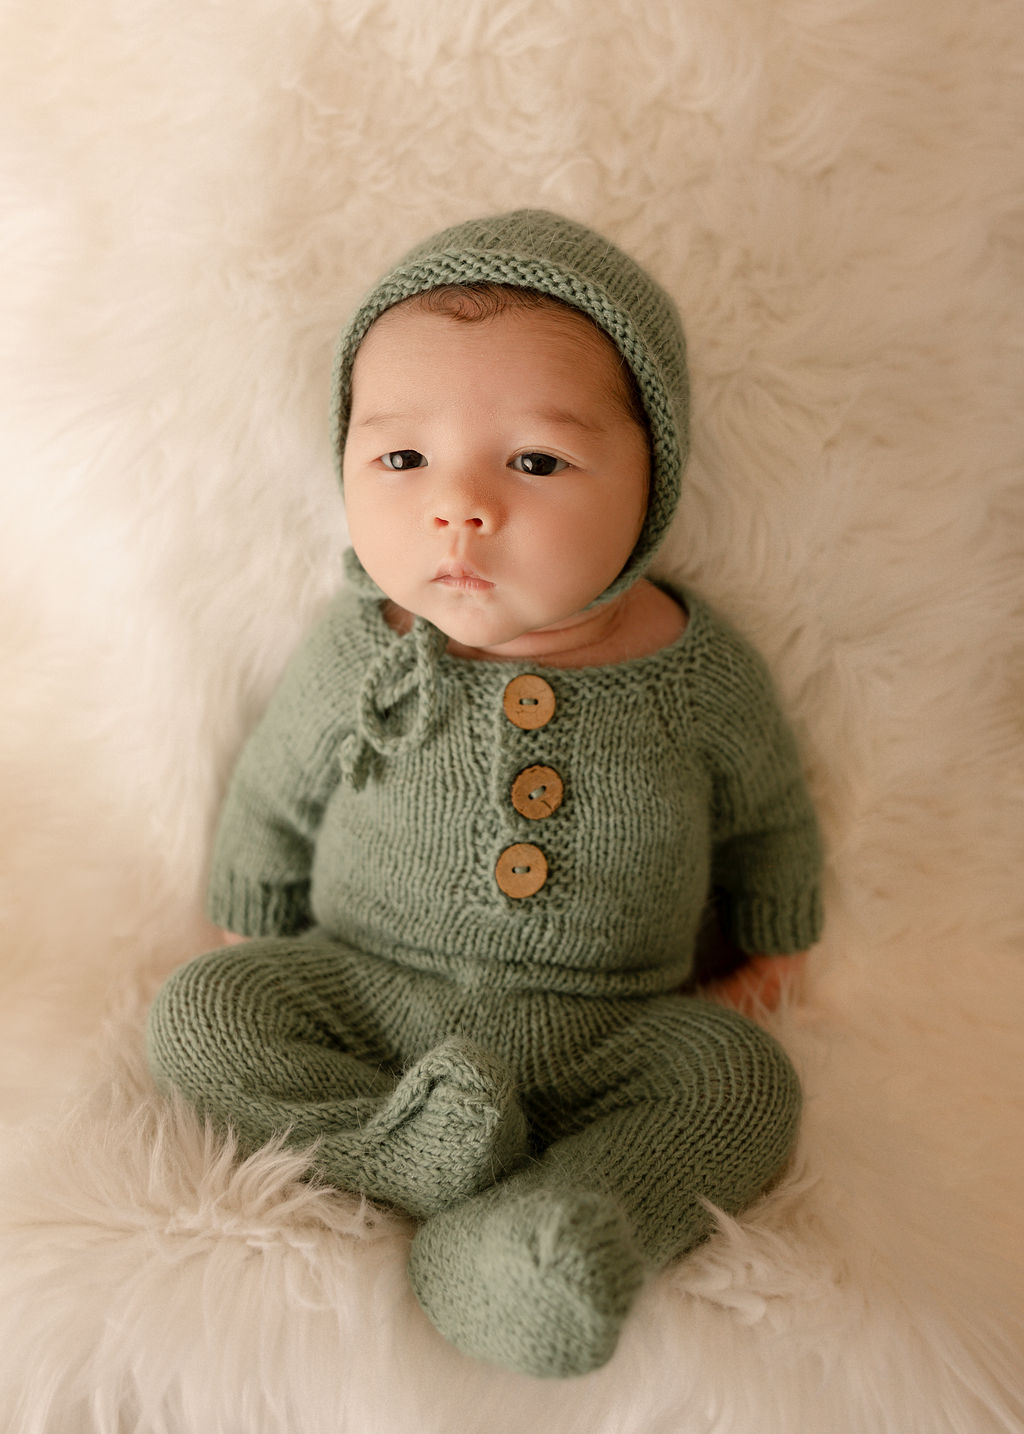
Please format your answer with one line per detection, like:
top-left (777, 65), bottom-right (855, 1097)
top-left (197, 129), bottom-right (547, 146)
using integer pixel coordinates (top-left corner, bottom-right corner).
top-left (433, 564), bottom-right (494, 591)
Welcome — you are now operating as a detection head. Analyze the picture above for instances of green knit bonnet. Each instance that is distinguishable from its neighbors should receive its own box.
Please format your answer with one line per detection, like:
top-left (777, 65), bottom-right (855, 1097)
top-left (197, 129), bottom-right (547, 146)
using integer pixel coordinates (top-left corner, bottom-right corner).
top-left (330, 209), bottom-right (689, 603)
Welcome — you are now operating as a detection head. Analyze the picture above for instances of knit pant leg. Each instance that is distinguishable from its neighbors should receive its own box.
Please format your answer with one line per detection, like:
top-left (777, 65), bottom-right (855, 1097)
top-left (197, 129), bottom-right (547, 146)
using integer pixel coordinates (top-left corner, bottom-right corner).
top-left (528, 995), bottom-right (803, 1264)
top-left (145, 939), bottom-right (528, 1215)
top-left (408, 998), bottom-right (801, 1376)
top-left (146, 939), bottom-right (395, 1144)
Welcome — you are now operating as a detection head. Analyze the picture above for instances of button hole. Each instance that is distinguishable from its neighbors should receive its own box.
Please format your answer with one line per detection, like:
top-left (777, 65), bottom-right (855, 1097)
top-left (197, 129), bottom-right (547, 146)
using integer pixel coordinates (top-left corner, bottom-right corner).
top-left (512, 865), bottom-right (531, 875)
top-left (529, 787), bottom-right (546, 801)
top-left (519, 697), bottom-right (538, 707)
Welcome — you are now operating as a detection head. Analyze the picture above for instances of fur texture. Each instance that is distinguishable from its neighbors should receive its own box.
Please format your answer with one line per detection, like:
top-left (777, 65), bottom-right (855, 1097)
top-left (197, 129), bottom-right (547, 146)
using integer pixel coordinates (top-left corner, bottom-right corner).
top-left (1, 0), bottom-right (1022, 1428)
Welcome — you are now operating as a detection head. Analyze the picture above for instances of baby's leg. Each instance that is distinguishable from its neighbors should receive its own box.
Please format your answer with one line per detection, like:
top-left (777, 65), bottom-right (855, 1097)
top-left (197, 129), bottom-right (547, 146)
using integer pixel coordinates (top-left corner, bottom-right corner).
top-left (408, 998), bottom-right (800, 1376)
top-left (145, 939), bottom-right (527, 1216)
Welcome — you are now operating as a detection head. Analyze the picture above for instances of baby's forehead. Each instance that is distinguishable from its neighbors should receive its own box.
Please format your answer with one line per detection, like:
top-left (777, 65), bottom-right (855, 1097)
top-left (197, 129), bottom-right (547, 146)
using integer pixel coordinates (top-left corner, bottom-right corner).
top-left (356, 288), bottom-right (645, 425)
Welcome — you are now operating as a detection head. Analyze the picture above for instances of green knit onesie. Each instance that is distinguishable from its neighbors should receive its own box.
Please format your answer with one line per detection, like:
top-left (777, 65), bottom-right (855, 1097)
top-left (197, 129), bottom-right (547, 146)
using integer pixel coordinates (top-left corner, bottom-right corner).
top-left (147, 577), bottom-right (823, 1378)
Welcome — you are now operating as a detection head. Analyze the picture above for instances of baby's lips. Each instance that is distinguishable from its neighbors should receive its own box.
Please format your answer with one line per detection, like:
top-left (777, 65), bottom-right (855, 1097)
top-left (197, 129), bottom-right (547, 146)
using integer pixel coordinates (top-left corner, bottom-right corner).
top-left (434, 563), bottom-right (494, 587)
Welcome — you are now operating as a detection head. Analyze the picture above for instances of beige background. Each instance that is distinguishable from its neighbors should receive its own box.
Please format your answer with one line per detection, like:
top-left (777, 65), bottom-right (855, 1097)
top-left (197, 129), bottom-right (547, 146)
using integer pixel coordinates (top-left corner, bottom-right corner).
top-left (0, 0), bottom-right (1021, 1429)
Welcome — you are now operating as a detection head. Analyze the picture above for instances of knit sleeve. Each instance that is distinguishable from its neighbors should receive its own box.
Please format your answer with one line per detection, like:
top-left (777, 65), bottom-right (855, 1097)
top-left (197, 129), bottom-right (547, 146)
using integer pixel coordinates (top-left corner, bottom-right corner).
top-left (691, 618), bottom-right (824, 955)
top-left (206, 591), bottom-right (360, 937)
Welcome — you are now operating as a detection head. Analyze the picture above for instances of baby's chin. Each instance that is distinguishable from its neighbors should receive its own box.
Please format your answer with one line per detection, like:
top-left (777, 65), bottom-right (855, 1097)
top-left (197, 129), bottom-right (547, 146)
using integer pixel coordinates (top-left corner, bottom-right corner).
top-left (427, 613), bottom-right (546, 657)
top-left (421, 601), bottom-right (602, 661)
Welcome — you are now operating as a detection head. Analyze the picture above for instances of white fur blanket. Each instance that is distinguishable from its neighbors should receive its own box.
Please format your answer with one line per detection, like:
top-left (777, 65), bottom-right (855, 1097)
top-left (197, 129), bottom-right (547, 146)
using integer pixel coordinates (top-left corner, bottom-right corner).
top-left (1, 0), bottom-right (1021, 1430)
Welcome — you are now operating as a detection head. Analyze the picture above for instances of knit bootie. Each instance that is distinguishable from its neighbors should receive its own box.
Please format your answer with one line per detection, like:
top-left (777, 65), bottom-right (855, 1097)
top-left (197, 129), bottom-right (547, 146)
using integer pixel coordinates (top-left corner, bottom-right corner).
top-left (322, 1037), bottom-right (528, 1218)
top-left (407, 1184), bottom-right (646, 1377)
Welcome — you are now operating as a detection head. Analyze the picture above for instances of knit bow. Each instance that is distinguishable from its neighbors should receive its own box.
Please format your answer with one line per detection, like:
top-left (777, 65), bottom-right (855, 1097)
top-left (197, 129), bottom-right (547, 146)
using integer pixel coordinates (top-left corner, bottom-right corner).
top-left (339, 616), bottom-right (448, 789)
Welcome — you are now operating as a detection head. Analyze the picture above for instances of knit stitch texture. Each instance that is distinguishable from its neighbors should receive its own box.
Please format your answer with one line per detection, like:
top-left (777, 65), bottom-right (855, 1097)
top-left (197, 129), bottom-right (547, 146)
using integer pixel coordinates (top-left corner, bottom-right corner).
top-left (147, 932), bottom-right (803, 1375)
top-left (205, 579), bottom-right (823, 985)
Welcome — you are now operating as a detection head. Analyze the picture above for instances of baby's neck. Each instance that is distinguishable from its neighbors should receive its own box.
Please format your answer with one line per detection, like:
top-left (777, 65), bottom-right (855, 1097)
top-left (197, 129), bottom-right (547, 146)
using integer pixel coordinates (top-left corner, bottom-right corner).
top-left (383, 580), bottom-right (687, 669)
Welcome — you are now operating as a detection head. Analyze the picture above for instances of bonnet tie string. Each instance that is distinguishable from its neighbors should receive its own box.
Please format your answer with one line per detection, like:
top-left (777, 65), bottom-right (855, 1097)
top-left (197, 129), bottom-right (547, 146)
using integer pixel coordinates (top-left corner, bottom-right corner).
top-left (339, 616), bottom-right (448, 788)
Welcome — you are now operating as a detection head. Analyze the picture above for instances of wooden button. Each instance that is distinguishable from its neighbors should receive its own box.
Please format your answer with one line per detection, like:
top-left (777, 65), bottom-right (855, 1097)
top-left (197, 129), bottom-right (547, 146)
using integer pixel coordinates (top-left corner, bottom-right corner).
top-left (495, 843), bottom-right (548, 898)
top-left (503, 674), bottom-right (555, 730)
top-left (510, 765), bottom-right (564, 820)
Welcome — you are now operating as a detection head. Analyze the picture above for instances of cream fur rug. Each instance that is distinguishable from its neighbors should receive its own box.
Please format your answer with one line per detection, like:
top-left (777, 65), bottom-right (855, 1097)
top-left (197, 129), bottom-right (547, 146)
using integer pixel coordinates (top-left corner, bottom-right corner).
top-left (1, 0), bottom-right (1022, 1430)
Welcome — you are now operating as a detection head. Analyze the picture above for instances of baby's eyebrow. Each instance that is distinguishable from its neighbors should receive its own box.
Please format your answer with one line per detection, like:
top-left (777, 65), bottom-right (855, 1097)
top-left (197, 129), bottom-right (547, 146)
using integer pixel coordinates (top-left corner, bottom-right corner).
top-left (350, 405), bottom-right (612, 434)
top-left (523, 406), bottom-right (610, 435)
top-left (350, 410), bottom-right (424, 429)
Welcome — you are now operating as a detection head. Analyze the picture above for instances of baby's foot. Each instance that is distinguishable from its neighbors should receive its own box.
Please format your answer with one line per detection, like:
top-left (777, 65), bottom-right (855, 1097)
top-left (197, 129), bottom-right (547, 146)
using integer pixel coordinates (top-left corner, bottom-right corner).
top-left (324, 1038), bottom-right (528, 1217)
top-left (408, 1186), bottom-right (645, 1377)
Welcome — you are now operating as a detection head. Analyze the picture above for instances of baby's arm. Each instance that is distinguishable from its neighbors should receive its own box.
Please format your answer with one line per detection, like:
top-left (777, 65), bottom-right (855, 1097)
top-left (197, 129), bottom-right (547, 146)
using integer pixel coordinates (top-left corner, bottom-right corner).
top-left (697, 618), bottom-right (824, 973)
top-left (207, 594), bottom-right (357, 939)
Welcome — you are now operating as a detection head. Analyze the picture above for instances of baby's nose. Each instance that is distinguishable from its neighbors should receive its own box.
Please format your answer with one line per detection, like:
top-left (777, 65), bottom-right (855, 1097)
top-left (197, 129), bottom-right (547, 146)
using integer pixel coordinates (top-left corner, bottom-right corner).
top-left (434, 513), bottom-right (485, 529)
top-left (432, 480), bottom-right (497, 531)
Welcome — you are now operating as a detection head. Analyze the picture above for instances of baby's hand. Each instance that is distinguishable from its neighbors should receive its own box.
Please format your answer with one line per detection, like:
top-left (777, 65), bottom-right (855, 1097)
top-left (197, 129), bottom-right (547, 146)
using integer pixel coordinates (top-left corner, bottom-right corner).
top-left (706, 952), bottom-right (807, 1016)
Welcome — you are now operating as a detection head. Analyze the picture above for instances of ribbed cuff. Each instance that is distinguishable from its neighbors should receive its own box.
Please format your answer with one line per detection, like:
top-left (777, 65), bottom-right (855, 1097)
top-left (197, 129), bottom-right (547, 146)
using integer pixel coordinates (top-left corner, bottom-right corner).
top-left (206, 870), bottom-right (312, 938)
top-left (725, 886), bottom-right (824, 955)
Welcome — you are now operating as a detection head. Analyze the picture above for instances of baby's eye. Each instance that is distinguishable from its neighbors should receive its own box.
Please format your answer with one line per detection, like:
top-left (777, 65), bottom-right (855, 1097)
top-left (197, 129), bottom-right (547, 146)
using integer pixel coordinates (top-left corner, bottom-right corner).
top-left (380, 450), bottom-right (427, 470)
top-left (510, 452), bottom-right (568, 476)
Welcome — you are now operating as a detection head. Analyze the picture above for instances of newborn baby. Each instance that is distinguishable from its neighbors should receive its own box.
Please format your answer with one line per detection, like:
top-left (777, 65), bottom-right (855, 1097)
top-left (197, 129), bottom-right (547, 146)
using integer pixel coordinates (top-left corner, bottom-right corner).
top-left (147, 210), bottom-right (823, 1378)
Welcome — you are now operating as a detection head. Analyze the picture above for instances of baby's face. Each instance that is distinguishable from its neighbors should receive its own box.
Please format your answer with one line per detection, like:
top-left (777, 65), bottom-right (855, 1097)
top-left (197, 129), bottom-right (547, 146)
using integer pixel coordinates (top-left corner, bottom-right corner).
top-left (343, 299), bottom-right (650, 656)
